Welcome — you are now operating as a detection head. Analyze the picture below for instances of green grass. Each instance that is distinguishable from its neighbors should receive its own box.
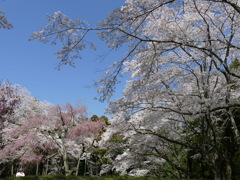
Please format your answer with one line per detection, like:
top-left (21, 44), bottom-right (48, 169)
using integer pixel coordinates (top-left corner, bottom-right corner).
top-left (1, 175), bottom-right (197, 180)
top-left (2, 176), bottom-right (158, 180)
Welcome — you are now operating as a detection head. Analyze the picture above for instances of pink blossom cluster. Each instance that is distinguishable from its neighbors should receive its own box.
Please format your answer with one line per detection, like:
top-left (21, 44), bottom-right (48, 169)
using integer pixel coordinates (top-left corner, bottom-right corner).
top-left (70, 119), bottom-right (106, 139)
top-left (0, 133), bottom-right (36, 159)
top-left (20, 154), bottom-right (43, 163)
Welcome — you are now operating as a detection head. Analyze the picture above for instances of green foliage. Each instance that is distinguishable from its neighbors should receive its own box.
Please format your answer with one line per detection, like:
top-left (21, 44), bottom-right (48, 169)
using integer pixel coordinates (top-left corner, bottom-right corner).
top-left (92, 148), bottom-right (111, 165)
top-left (230, 59), bottom-right (240, 69)
top-left (100, 116), bottom-right (110, 126)
top-left (109, 133), bottom-right (126, 144)
top-left (92, 149), bottom-right (107, 156)
top-left (229, 59), bottom-right (240, 90)
top-left (233, 151), bottom-right (240, 172)
top-left (90, 115), bottom-right (99, 122)
top-left (90, 115), bottom-right (110, 125)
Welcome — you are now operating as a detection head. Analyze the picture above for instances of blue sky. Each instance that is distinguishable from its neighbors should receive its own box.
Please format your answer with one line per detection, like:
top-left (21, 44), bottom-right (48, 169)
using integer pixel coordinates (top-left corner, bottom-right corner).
top-left (1, 0), bottom-right (126, 117)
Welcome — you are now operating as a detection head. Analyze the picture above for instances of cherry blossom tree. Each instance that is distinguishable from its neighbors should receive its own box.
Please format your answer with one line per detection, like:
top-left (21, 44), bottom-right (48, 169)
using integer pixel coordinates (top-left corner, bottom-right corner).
top-left (0, 81), bottom-right (21, 130)
top-left (0, 99), bottom-right (106, 177)
top-left (41, 103), bottom-right (89, 175)
top-left (0, 92), bottom-right (52, 176)
top-left (30, 0), bottom-right (240, 179)
top-left (0, 81), bottom-right (24, 176)
top-left (70, 116), bottom-right (106, 176)
top-left (36, 104), bottom-right (106, 176)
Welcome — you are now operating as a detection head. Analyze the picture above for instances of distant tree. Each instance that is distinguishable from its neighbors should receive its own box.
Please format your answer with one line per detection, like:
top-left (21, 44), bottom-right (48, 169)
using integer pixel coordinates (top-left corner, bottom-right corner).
top-left (0, 81), bottom-right (21, 130)
top-left (0, 81), bottom-right (23, 176)
top-left (0, 94), bottom-right (52, 176)
top-left (0, 101), bottom-right (106, 176)
top-left (90, 115), bottom-right (99, 122)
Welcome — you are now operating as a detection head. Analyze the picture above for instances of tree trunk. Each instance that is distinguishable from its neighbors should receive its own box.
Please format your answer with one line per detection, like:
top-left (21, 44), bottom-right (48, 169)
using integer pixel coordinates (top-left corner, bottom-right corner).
top-left (89, 163), bottom-right (93, 176)
top-left (63, 149), bottom-right (69, 176)
top-left (226, 164), bottom-right (232, 180)
top-left (75, 144), bottom-right (85, 176)
top-left (44, 152), bottom-right (57, 175)
top-left (228, 111), bottom-right (240, 146)
top-left (84, 159), bottom-right (87, 176)
top-left (75, 152), bottom-right (81, 176)
top-left (214, 172), bottom-right (222, 180)
top-left (11, 163), bottom-right (14, 176)
top-left (45, 158), bottom-right (49, 175)
top-left (36, 160), bottom-right (39, 176)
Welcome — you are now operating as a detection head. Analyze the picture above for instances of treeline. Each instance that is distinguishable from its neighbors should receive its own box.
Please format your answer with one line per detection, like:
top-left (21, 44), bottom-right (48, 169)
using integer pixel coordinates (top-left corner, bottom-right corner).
top-left (2, 78), bottom-right (240, 180)
top-left (0, 81), bottom-right (109, 177)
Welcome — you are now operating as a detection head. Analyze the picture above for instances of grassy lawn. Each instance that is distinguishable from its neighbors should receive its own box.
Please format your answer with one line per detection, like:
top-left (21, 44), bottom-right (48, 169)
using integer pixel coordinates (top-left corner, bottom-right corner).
top-left (2, 176), bottom-right (158, 180)
top-left (0, 175), bottom-right (196, 180)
